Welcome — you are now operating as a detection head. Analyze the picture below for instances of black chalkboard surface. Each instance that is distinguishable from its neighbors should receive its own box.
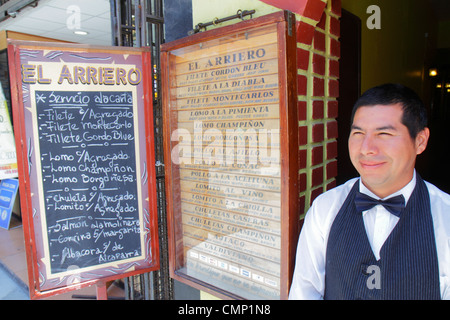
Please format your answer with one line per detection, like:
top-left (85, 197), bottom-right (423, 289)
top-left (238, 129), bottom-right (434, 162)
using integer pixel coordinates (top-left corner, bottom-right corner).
top-left (8, 41), bottom-right (159, 299)
top-left (37, 90), bottom-right (142, 273)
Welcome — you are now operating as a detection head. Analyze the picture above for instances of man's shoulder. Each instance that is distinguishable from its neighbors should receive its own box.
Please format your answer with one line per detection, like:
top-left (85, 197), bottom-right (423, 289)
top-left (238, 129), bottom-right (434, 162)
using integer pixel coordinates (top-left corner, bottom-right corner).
top-left (425, 181), bottom-right (450, 206)
top-left (313, 177), bottom-right (359, 205)
top-left (424, 181), bottom-right (450, 245)
top-left (309, 177), bottom-right (359, 217)
top-left (305, 177), bottom-right (359, 228)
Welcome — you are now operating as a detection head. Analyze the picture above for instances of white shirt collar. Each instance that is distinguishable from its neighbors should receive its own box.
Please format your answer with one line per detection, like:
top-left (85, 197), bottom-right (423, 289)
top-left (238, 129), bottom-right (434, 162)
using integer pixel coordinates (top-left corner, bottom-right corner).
top-left (359, 170), bottom-right (416, 205)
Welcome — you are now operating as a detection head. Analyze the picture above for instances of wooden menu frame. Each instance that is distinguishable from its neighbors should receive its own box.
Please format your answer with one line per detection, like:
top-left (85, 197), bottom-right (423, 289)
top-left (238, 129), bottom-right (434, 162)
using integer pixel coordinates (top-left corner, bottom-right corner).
top-left (8, 40), bottom-right (160, 299)
top-left (161, 11), bottom-right (298, 300)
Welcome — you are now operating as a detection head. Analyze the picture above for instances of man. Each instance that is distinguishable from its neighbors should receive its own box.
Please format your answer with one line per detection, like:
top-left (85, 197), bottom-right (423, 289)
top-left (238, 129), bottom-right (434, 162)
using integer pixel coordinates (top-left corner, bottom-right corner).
top-left (289, 83), bottom-right (449, 299)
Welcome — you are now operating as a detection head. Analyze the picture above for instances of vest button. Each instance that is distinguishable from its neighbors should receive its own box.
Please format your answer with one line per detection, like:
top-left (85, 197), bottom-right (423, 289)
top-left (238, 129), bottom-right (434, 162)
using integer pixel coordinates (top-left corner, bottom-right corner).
top-left (360, 264), bottom-right (370, 275)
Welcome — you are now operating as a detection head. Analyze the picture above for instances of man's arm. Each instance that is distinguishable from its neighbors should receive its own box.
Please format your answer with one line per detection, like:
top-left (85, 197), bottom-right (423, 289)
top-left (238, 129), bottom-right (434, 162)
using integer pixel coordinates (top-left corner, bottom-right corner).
top-left (289, 201), bottom-right (327, 299)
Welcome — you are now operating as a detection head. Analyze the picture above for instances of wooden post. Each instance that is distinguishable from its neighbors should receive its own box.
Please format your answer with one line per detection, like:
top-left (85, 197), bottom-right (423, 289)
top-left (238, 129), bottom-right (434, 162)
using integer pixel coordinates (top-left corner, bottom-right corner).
top-left (96, 281), bottom-right (108, 300)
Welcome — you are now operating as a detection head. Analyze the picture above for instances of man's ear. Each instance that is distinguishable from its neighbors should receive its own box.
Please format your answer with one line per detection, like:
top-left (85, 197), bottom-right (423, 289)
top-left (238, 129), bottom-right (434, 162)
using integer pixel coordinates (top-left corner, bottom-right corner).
top-left (415, 127), bottom-right (430, 155)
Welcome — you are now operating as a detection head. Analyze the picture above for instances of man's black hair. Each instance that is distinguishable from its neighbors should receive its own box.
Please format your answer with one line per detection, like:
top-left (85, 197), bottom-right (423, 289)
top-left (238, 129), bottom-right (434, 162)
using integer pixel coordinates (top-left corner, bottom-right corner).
top-left (351, 83), bottom-right (428, 139)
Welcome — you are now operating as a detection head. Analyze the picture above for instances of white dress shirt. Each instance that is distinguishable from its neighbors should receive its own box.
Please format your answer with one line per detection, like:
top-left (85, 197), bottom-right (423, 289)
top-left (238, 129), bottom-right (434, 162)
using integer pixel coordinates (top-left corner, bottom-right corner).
top-left (289, 171), bottom-right (450, 300)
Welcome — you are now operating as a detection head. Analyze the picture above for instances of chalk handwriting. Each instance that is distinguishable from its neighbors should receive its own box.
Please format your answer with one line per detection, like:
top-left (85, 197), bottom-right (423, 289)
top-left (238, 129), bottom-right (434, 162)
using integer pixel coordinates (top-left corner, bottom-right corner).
top-left (36, 90), bottom-right (141, 273)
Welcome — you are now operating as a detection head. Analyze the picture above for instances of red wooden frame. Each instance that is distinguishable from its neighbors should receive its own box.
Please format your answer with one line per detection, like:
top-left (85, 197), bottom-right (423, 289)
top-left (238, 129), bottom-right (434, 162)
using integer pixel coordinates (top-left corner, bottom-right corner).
top-left (161, 11), bottom-right (298, 300)
top-left (7, 40), bottom-right (160, 299)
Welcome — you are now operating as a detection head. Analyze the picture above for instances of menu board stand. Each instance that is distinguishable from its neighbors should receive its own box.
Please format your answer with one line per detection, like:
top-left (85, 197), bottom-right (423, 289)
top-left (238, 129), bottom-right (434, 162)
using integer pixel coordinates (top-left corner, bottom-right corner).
top-left (8, 40), bottom-right (160, 299)
top-left (161, 11), bottom-right (299, 300)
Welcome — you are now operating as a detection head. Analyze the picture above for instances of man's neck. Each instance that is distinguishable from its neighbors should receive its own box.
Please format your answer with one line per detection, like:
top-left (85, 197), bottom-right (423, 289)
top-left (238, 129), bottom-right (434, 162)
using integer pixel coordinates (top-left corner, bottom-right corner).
top-left (360, 170), bottom-right (417, 201)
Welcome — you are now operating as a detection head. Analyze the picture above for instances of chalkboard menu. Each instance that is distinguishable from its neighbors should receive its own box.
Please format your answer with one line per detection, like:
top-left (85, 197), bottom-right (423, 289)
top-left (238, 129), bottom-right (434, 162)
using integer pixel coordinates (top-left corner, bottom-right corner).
top-left (161, 11), bottom-right (299, 300)
top-left (8, 41), bottom-right (159, 299)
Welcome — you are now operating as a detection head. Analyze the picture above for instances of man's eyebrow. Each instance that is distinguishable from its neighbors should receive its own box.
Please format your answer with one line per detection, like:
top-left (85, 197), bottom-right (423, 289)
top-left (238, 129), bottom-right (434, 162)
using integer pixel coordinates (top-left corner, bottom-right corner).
top-left (375, 125), bottom-right (397, 131)
top-left (350, 125), bottom-right (397, 131)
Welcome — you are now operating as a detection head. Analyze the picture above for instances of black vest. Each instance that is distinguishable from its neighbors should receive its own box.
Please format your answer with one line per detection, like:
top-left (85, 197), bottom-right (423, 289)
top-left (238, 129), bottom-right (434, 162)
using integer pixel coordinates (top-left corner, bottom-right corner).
top-left (324, 175), bottom-right (440, 300)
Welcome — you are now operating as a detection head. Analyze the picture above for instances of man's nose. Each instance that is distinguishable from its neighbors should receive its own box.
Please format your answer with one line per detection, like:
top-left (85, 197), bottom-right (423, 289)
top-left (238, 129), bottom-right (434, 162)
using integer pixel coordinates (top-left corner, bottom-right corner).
top-left (360, 134), bottom-right (378, 155)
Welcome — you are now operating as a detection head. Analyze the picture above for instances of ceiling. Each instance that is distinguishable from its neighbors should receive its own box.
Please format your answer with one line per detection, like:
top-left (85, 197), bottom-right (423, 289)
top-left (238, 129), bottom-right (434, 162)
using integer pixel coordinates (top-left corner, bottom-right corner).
top-left (0, 0), bottom-right (449, 48)
top-left (0, 0), bottom-right (112, 45)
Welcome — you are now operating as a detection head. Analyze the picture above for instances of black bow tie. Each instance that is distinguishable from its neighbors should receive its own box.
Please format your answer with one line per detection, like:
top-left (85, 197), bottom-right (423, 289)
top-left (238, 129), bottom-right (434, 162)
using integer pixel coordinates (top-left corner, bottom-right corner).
top-left (355, 192), bottom-right (405, 217)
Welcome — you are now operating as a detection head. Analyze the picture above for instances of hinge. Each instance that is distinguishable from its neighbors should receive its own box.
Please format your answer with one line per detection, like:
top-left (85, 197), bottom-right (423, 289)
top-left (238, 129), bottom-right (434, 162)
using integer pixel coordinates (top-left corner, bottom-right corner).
top-left (287, 11), bottom-right (294, 37)
top-left (189, 9), bottom-right (256, 35)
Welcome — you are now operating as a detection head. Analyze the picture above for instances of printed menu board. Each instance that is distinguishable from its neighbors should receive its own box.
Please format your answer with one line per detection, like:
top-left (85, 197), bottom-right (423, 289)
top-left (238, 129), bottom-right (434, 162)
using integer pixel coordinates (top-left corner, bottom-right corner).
top-left (162, 11), bottom-right (298, 300)
top-left (8, 41), bottom-right (159, 299)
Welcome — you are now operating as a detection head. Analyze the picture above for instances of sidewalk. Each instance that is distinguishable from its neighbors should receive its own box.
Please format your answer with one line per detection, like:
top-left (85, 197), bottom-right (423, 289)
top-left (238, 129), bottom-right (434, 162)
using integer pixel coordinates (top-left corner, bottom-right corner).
top-left (0, 263), bottom-right (29, 300)
top-left (0, 265), bottom-right (30, 300)
top-left (0, 215), bottom-right (29, 300)
top-left (0, 216), bottom-right (125, 300)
